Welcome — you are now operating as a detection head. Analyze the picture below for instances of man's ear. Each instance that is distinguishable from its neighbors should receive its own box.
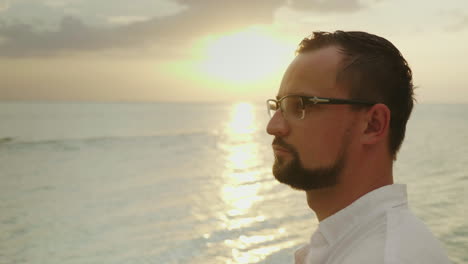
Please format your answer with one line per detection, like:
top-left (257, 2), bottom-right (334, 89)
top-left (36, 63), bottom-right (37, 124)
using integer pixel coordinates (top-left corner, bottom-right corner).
top-left (361, 103), bottom-right (391, 145)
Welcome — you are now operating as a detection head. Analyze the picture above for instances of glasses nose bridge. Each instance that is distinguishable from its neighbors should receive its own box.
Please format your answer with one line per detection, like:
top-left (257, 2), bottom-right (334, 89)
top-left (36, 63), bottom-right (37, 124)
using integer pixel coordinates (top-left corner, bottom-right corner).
top-left (273, 99), bottom-right (279, 113)
top-left (268, 96), bottom-right (306, 120)
top-left (267, 99), bottom-right (279, 114)
top-left (266, 104), bottom-right (290, 137)
top-left (277, 98), bottom-right (286, 113)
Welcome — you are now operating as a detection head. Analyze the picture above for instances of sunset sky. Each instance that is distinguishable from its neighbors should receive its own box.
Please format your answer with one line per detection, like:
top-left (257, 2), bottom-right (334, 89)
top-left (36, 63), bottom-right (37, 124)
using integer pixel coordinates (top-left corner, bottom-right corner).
top-left (1, 0), bottom-right (467, 103)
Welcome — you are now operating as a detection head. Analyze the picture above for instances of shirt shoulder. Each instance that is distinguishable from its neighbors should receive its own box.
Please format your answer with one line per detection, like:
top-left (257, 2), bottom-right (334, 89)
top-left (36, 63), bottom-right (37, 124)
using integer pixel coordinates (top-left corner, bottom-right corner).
top-left (334, 212), bottom-right (387, 264)
top-left (385, 206), bottom-right (452, 264)
top-left (330, 206), bottom-right (451, 264)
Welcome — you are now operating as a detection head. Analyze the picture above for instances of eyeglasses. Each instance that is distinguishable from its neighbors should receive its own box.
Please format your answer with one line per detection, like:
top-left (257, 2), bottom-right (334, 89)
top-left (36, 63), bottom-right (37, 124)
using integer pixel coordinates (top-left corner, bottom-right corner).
top-left (266, 94), bottom-right (376, 120)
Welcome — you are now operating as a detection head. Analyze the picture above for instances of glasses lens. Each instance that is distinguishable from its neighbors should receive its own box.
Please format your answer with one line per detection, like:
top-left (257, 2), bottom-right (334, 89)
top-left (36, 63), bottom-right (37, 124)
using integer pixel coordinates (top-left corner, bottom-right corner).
top-left (267, 100), bottom-right (277, 118)
top-left (282, 96), bottom-right (304, 120)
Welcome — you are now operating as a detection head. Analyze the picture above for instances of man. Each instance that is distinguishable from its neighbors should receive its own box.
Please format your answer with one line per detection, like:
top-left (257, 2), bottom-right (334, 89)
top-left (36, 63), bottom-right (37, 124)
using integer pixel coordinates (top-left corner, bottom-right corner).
top-left (266, 31), bottom-right (451, 263)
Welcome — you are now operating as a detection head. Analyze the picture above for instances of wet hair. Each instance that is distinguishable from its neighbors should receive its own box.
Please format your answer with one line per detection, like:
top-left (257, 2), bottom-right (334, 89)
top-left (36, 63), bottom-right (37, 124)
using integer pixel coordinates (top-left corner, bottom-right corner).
top-left (296, 30), bottom-right (415, 158)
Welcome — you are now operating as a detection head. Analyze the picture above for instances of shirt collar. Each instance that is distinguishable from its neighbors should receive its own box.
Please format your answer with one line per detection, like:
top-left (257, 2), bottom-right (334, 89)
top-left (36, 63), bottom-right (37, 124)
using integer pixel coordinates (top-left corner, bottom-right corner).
top-left (316, 184), bottom-right (408, 246)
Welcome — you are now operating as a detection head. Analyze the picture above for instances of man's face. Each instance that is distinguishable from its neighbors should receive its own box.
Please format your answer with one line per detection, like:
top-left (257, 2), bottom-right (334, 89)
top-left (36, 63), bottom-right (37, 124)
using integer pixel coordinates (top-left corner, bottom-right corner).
top-left (266, 46), bottom-right (359, 191)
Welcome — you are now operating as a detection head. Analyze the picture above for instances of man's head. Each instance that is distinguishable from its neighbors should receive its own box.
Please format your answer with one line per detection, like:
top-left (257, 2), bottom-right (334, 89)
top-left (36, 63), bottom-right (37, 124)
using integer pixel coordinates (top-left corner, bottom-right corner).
top-left (297, 31), bottom-right (414, 157)
top-left (266, 31), bottom-right (414, 191)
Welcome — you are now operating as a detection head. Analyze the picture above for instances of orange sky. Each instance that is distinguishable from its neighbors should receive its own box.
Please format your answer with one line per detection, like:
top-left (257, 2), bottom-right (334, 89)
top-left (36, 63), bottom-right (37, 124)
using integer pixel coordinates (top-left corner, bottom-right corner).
top-left (1, 0), bottom-right (468, 103)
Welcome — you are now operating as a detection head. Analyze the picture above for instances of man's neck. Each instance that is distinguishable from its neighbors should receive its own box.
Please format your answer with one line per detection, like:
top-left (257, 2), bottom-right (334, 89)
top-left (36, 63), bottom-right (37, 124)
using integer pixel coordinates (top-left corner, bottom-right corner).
top-left (306, 155), bottom-right (394, 222)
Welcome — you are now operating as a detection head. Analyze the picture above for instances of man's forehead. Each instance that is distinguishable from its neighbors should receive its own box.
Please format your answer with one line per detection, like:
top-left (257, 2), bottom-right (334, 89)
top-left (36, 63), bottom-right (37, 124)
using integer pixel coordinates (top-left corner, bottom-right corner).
top-left (275, 91), bottom-right (319, 100)
top-left (277, 46), bottom-right (345, 98)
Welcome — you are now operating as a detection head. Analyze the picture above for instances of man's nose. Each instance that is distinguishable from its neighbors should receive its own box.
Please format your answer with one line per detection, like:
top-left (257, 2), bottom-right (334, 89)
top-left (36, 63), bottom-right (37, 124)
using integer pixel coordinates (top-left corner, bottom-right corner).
top-left (266, 111), bottom-right (290, 137)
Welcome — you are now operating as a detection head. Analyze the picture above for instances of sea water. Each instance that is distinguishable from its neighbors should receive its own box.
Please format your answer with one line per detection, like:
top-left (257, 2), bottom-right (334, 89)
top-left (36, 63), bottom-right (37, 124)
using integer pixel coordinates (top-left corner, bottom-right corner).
top-left (0, 102), bottom-right (466, 264)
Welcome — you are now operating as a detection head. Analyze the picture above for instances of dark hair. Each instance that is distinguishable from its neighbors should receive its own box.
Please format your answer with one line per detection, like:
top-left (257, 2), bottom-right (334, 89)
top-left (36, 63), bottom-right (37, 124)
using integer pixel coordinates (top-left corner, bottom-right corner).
top-left (296, 30), bottom-right (415, 158)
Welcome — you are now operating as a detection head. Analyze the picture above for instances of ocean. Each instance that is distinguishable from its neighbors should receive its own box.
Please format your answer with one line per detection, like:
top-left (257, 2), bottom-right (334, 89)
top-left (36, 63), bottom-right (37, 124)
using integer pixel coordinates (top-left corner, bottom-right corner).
top-left (0, 102), bottom-right (466, 264)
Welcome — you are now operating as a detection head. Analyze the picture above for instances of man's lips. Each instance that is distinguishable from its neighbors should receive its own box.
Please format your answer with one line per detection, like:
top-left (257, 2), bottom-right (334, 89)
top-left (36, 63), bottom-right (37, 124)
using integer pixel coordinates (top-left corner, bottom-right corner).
top-left (272, 145), bottom-right (291, 154)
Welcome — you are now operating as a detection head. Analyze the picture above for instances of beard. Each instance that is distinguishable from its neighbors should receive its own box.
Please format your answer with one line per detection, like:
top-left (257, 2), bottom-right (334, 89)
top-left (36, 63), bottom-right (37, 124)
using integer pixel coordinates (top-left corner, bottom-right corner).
top-left (272, 137), bottom-right (348, 191)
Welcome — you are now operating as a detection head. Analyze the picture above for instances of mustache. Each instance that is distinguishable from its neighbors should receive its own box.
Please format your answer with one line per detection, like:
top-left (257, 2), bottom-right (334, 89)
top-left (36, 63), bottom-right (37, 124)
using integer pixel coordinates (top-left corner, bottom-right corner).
top-left (272, 137), bottom-right (296, 152)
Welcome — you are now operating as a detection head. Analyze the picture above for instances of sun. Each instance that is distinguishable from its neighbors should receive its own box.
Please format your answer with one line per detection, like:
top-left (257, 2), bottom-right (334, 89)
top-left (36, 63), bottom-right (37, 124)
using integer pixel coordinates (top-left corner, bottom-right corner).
top-left (197, 27), bottom-right (293, 84)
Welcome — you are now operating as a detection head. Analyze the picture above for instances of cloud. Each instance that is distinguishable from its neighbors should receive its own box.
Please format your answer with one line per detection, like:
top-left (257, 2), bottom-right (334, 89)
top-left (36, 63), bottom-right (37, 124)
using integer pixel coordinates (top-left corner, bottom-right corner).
top-left (0, 0), bottom-right (373, 57)
top-left (445, 14), bottom-right (468, 32)
top-left (0, 17), bottom-right (99, 56)
top-left (0, 0), bottom-right (11, 12)
top-left (106, 16), bottom-right (151, 26)
top-left (288, 0), bottom-right (363, 13)
top-left (42, 0), bottom-right (70, 8)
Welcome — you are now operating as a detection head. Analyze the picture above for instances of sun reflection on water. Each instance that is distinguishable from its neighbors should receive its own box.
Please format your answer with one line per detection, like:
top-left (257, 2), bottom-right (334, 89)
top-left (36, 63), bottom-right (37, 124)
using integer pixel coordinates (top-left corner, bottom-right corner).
top-left (227, 102), bottom-right (256, 135)
top-left (216, 102), bottom-right (288, 263)
top-left (220, 102), bottom-right (263, 221)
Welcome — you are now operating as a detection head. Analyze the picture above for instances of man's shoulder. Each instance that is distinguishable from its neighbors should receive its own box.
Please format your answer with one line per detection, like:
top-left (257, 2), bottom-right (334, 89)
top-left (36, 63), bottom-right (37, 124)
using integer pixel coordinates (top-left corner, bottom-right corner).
top-left (331, 211), bottom-right (387, 264)
top-left (335, 206), bottom-right (451, 264)
top-left (384, 206), bottom-right (451, 263)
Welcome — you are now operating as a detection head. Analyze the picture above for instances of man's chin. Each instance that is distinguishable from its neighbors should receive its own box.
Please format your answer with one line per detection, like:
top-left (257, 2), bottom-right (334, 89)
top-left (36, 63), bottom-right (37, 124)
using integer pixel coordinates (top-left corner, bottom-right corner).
top-left (274, 155), bottom-right (293, 166)
top-left (272, 160), bottom-right (341, 191)
top-left (272, 160), bottom-right (294, 184)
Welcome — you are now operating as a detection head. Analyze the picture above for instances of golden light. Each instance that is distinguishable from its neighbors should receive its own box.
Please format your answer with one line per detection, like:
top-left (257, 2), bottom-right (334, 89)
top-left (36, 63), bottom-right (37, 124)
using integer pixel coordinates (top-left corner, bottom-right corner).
top-left (214, 102), bottom-right (296, 263)
top-left (222, 183), bottom-right (263, 219)
top-left (198, 27), bottom-right (292, 83)
top-left (227, 102), bottom-right (256, 135)
top-left (220, 102), bottom-right (262, 220)
top-left (225, 233), bottom-right (298, 264)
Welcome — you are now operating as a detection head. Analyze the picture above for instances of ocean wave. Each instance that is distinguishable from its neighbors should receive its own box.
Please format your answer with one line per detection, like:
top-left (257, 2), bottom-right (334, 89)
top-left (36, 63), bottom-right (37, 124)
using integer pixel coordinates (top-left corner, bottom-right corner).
top-left (0, 130), bottom-right (220, 148)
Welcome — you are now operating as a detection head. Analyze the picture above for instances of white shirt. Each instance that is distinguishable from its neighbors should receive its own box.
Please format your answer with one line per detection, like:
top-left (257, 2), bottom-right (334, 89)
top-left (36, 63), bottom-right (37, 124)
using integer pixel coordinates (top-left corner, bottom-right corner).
top-left (295, 184), bottom-right (451, 264)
